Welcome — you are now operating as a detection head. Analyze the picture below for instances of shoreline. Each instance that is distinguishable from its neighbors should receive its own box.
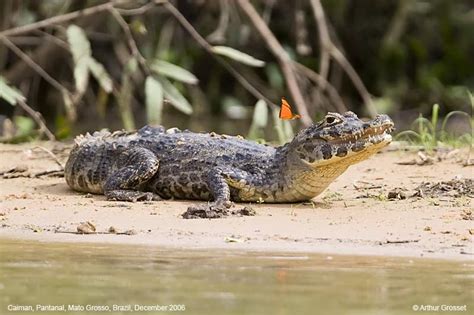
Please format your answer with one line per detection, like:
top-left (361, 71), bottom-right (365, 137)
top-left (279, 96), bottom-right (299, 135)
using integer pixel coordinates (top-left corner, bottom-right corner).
top-left (1, 229), bottom-right (472, 262)
top-left (0, 142), bottom-right (472, 262)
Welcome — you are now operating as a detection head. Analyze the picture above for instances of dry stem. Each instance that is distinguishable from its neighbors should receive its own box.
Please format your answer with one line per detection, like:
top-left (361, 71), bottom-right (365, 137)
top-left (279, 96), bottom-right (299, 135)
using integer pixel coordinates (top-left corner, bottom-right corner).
top-left (163, 2), bottom-right (275, 108)
top-left (236, 0), bottom-right (312, 126)
top-left (16, 100), bottom-right (56, 141)
top-left (294, 63), bottom-right (346, 113)
top-left (0, 36), bottom-right (71, 99)
top-left (309, 0), bottom-right (377, 117)
top-left (109, 7), bottom-right (149, 75)
top-left (0, 1), bottom-right (119, 37)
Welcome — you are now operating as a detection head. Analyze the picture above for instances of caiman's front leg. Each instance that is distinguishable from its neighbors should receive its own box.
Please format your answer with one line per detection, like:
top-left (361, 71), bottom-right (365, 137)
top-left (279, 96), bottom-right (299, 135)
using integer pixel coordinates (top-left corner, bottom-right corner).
top-left (104, 147), bottom-right (162, 202)
top-left (183, 168), bottom-right (254, 219)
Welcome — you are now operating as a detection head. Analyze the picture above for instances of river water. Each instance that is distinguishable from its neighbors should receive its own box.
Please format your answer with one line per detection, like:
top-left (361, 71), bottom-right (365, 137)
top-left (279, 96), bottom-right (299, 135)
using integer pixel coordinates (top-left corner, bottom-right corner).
top-left (0, 239), bottom-right (472, 315)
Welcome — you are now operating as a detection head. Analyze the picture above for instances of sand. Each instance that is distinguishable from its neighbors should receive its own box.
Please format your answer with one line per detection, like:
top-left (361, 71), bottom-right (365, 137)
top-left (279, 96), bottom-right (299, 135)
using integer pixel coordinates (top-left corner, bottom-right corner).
top-left (0, 142), bottom-right (472, 261)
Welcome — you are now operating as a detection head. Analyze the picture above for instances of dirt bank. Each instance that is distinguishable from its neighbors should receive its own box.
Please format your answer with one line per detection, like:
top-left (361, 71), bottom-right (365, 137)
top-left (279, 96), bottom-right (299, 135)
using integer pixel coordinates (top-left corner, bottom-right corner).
top-left (0, 142), bottom-right (472, 260)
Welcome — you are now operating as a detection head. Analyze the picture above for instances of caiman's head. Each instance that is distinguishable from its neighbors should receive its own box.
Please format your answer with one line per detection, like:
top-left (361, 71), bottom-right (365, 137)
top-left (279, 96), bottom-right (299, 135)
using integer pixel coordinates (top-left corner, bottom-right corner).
top-left (288, 111), bottom-right (394, 168)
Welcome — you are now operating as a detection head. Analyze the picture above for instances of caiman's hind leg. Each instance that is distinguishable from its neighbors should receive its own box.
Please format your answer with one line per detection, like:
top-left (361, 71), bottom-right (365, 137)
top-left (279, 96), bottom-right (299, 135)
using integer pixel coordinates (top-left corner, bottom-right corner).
top-left (104, 147), bottom-right (162, 202)
top-left (183, 168), bottom-right (255, 219)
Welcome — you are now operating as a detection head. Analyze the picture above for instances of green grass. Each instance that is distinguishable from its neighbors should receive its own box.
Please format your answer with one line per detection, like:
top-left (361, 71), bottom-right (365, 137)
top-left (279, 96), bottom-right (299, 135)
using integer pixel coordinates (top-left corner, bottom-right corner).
top-left (396, 94), bottom-right (473, 150)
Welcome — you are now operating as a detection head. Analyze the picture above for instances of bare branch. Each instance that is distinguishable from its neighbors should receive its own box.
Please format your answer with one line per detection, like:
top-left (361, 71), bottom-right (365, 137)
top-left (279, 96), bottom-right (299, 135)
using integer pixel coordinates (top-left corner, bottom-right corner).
top-left (0, 36), bottom-right (71, 98)
top-left (330, 48), bottom-right (377, 115)
top-left (115, 2), bottom-right (158, 16)
top-left (109, 7), bottom-right (149, 74)
top-left (310, 0), bottom-right (330, 81)
top-left (0, 1), bottom-right (117, 37)
top-left (206, 0), bottom-right (230, 43)
top-left (293, 62), bottom-right (347, 113)
top-left (0, 0), bottom-right (167, 37)
top-left (33, 30), bottom-right (70, 50)
top-left (382, 0), bottom-right (411, 48)
top-left (163, 2), bottom-right (276, 108)
top-left (33, 146), bottom-right (64, 170)
top-left (16, 99), bottom-right (56, 141)
top-left (262, 0), bottom-right (277, 24)
top-left (309, 0), bottom-right (377, 117)
top-left (236, 0), bottom-right (312, 126)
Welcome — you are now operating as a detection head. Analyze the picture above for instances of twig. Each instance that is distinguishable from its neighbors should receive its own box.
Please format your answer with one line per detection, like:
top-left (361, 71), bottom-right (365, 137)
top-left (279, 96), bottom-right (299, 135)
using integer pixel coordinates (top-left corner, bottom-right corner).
top-left (309, 0), bottom-right (330, 110)
top-left (309, 0), bottom-right (377, 117)
top-left (33, 30), bottom-right (70, 50)
top-left (32, 146), bottom-right (65, 170)
top-left (0, 36), bottom-right (72, 99)
top-left (262, 0), bottom-right (276, 24)
top-left (385, 239), bottom-right (420, 244)
top-left (2, 169), bottom-right (63, 179)
top-left (55, 230), bottom-right (134, 235)
top-left (5, 36), bottom-right (46, 46)
top-left (295, 9), bottom-right (312, 56)
top-left (16, 99), bottom-right (55, 141)
top-left (293, 63), bottom-right (347, 112)
top-left (115, 2), bottom-right (158, 16)
top-left (0, 1), bottom-right (126, 37)
top-left (331, 48), bottom-right (376, 115)
top-left (163, 2), bottom-right (276, 108)
top-left (109, 7), bottom-right (149, 75)
top-left (32, 169), bottom-right (64, 178)
top-left (352, 180), bottom-right (382, 190)
top-left (0, 166), bottom-right (28, 176)
top-left (236, 0), bottom-right (312, 126)
top-left (382, 0), bottom-right (411, 48)
top-left (309, 0), bottom-right (330, 83)
top-left (206, 0), bottom-right (230, 43)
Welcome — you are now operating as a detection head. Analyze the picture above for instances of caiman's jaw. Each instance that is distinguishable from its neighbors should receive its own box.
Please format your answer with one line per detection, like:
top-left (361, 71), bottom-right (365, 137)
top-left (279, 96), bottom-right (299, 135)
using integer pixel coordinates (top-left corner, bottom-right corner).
top-left (291, 111), bottom-right (394, 168)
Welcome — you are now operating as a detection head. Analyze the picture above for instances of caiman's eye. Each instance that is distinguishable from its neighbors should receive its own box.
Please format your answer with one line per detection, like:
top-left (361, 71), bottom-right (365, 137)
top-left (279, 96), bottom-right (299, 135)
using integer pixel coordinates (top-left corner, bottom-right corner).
top-left (325, 116), bottom-right (339, 124)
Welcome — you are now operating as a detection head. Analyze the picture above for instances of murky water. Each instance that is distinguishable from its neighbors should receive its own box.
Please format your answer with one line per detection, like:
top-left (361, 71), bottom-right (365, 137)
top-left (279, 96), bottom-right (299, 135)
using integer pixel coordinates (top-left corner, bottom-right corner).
top-left (0, 239), bottom-right (472, 315)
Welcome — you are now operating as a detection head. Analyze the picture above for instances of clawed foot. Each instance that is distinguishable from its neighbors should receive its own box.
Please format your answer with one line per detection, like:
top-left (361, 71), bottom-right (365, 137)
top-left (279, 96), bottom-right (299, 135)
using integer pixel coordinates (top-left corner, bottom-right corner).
top-left (182, 202), bottom-right (255, 219)
top-left (105, 190), bottom-right (162, 202)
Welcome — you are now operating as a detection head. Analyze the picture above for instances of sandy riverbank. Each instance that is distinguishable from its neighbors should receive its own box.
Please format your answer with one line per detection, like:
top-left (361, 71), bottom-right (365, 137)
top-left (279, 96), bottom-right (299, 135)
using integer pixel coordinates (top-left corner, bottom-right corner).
top-left (0, 142), bottom-right (472, 260)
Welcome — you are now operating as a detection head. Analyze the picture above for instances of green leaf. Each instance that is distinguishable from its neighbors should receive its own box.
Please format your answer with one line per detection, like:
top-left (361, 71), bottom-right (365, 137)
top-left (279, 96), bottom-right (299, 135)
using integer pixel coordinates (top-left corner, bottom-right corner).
top-left (150, 60), bottom-right (198, 85)
top-left (88, 58), bottom-right (113, 93)
top-left (468, 90), bottom-right (474, 109)
top-left (131, 19), bottom-right (147, 35)
top-left (0, 76), bottom-right (25, 105)
top-left (158, 77), bottom-right (193, 115)
top-left (126, 57), bottom-right (138, 73)
top-left (67, 25), bottom-right (91, 94)
top-left (61, 89), bottom-right (76, 121)
top-left (282, 120), bottom-right (295, 140)
top-left (272, 108), bottom-right (293, 144)
top-left (265, 63), bottom-right (284, 89)
top-left (251, 99), bottom-right (268, 127)
top-left (248, 100), bottom-right (268, 139)
top-left (212, 46), bottom-right (265, 67)
top-left (73, 61), bottom-right (90, 94)
top-left (222, 96), bottom-right (248, 119)
top-left (118, 61), bottom-right (136, 130)
top-left (67, 25), bottom-right (91, 63)
top-left (145, 76), bottom-right (164, 125)
top-left (13, 116), bottom-right (35, 137)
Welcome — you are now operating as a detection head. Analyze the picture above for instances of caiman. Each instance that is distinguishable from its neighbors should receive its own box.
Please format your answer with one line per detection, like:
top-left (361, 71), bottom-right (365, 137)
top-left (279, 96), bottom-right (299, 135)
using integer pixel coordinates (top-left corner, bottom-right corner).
top-left (65, 112), bottom-right (394, 218)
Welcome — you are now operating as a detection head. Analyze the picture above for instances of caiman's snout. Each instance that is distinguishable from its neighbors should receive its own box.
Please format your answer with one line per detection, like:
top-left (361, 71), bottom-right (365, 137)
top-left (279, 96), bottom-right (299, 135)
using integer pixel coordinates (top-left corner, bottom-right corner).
top-left (362, 114), bottom-right (395, 136)
top-left (371, 114), bottom-right (394, 128)
top-left (294, 111), bottom-right (395, 167)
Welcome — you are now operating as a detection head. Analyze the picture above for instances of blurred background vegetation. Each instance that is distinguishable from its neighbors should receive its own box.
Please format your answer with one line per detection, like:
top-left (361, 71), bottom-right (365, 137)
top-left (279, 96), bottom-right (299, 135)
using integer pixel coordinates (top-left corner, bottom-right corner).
top-left (0, 0), bottom-right (472, 143)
